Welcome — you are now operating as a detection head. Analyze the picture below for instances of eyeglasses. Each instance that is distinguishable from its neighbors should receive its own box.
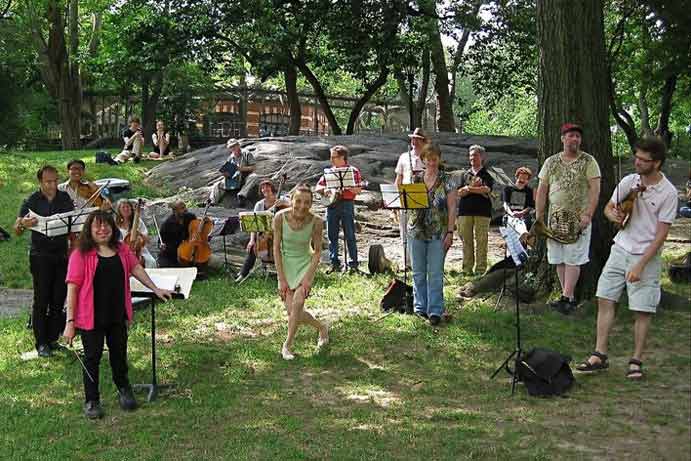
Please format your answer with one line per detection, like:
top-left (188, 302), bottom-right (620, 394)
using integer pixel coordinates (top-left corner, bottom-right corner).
top-left (633, 155), bottom-right (655, 163)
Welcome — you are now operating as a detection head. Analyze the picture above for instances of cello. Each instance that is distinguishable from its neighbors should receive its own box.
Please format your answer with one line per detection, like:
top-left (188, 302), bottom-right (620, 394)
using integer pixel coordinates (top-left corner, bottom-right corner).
top-left (177, 199), bottom-right (213, 266)
top-left (123, 198), bottom-right (146, 265)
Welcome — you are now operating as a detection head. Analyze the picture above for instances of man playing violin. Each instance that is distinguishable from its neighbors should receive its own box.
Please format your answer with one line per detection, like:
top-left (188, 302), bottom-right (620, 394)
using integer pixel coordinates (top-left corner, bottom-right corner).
top-left (14, 165), bottom-right (74, 357)
top-left (157, 200), bottom-right (197, 268)
top-left (576, 137), bottom-right (677, 380)
top-left (58, 159), bottom-right (112, 210)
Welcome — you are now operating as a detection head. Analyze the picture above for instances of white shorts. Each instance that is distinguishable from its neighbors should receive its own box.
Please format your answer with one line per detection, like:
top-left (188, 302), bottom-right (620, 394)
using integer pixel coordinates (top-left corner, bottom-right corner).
top-left (596, 244), bottom-right (661, 313)
top-left (546, 223), bottom-right (591, 266)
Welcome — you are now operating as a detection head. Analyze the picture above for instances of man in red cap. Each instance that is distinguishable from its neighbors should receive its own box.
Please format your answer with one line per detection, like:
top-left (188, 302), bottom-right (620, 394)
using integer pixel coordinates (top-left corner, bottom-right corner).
top-left (535, 123), bottom-right (601, 314)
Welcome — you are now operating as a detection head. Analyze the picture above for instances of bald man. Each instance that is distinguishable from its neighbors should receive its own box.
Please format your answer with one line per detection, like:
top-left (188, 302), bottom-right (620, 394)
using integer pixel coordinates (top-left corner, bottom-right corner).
top-left (157, 201), bottom-right (197, 267)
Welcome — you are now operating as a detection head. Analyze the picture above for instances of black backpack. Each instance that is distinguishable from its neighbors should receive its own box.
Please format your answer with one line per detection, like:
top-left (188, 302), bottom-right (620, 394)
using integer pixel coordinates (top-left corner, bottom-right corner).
top-left (95, 150), bottom-right (118, 165)
top-left (515, 348), bottom-right (574, 397)
top-left (380, 279), bottom-right (414, 314)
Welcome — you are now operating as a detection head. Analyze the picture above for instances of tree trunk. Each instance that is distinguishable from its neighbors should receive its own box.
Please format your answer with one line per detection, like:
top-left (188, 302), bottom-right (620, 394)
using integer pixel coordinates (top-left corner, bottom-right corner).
top-left (293, 54), bottom-right (342, 135)
top-left (141, 72), bottom-right (164, 144)
top-left (238, 73), bottom-right (248, 137)
top-left (415, 48), bottom-right (431, 129)
top-left (421, 0), bottom-right (455, 132)
top-left (536, 0), bottom-right (616, 300)
top-left (655, 73), bottom-right (677, 147)
top-left (284, 63), bottom-right (301, 135)
top-left (346, 68), bottom-right (389, 135)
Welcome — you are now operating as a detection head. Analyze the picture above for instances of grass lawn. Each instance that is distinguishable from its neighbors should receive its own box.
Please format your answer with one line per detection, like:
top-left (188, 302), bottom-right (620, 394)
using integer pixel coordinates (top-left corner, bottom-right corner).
top-left (1, 150), bottom-right (689, 460)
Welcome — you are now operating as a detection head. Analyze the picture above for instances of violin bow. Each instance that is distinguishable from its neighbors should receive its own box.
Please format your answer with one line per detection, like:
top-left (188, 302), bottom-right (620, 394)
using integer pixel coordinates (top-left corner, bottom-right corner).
top-left (151, 210), bottom-right (164, 247)
top-left (80, 180), bottom-right (111, 210)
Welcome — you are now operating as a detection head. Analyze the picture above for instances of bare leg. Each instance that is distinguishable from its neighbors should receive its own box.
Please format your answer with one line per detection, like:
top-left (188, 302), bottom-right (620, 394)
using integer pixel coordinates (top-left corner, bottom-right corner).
top-left (586, 298), bottom-right (617, 365)
top-left (632, 312), bottom-right (652, 364)
top-left (555, 264), bottom-right (566, 293)
top-left (562, 264), bottom-right (580, 300)
top-left (281, 288), bottom-right (299, 360)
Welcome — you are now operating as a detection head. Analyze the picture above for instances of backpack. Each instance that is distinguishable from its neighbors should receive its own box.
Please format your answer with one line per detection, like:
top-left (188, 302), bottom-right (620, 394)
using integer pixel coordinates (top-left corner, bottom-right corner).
top-left (515, 348), bottom-right (574, 397)
top-left (95, 151), bottom-right (118, 165)
top-left (380, 279), bottom-right (414, 314)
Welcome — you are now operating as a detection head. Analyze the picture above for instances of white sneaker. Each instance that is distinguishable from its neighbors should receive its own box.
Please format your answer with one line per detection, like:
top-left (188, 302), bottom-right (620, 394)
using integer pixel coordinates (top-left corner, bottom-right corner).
top-left (281, 346), bottom-right (295, 360)
top-left (317, 326), bottom-right (330, 349)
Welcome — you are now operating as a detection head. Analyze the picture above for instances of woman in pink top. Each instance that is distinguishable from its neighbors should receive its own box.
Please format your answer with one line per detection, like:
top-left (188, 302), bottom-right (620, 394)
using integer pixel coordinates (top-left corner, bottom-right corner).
top-left (63, 210), bottom-right (172, 419)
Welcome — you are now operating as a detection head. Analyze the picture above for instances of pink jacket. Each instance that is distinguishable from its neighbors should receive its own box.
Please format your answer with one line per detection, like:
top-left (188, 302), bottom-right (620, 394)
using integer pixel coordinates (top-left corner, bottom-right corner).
top-left (66, 243), bottom-right (140, 330)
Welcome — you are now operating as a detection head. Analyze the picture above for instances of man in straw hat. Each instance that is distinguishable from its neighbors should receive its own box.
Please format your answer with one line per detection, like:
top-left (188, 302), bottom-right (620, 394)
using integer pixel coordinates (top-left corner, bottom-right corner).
top-left (209, 138), bottom-right (257, 208)
top-left (393, 128), bottom-right (428, 268)
top-left (535, 123), bottom-right (601, 315)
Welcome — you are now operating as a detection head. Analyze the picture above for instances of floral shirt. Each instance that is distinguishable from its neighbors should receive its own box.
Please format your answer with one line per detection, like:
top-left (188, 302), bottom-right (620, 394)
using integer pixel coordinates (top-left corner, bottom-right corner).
top-left (408, 171), bottom-right (454, 240)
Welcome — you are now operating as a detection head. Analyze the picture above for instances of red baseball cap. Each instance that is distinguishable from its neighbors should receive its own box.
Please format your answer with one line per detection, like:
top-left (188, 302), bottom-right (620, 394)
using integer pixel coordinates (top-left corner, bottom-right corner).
top-left (560, 123), bottom-right (583, 135)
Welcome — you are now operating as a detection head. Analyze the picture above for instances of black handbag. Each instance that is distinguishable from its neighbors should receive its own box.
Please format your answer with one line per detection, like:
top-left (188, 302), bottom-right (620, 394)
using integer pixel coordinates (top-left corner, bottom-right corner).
top-left (515, 348), bottom-right (575, 397)
top-left (380, 279), bottom-right (414, 314)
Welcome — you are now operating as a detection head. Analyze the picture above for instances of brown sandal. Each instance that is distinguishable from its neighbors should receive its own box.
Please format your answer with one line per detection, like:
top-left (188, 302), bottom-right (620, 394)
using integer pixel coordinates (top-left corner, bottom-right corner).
top-left (626, 358), bottom-right (643, 380)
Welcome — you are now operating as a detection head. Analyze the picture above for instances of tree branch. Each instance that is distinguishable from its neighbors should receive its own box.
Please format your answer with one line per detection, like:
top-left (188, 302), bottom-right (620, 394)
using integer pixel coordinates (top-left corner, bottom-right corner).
top-left (346, 67), bottom-right (390, 134)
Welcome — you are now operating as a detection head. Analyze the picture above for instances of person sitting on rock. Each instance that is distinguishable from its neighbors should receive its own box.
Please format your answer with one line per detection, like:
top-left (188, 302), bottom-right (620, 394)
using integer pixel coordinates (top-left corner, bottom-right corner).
top-left (148, 120), bottom-right (172, 159)
top-left (157, 200), bottom-right (197, 268)
top-left (115, 117), bottom-right (145, 164)
top-left (502, 166), bottom-right (535, 233)
top-left (209, 139), bottom-right (257, 208)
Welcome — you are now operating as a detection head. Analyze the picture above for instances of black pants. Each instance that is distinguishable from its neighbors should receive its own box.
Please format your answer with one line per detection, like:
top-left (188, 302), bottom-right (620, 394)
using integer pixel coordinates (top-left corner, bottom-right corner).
top-left (29, 254), bottom-right (67, 348)
top-left (239, 250), bottom-right (257, 277)
top-left (157, 253), bottom-right (181, 268)
top-left (80, 323), bottom-right (130, 402)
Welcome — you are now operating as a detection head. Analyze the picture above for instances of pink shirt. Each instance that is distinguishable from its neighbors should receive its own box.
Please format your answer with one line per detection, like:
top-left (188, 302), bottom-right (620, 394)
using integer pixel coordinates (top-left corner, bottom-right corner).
top-left (66, 243), bottom-right (140, 330)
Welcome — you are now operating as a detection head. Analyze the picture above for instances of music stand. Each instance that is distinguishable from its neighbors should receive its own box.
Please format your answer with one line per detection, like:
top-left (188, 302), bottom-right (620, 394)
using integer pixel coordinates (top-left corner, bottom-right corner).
top-left (380, 183), bottom-right (429, 310)
top-left (490, 222), bottom-right (529, 396)
top-left (131, 267), bottom-right (196, 402)
top-left (323, 167), bottom-right (357, 270)
top-left (238, 211), bottom-right (274, 280)
top-left (209, 216), bottom-right (240, 274)
top-left (26, 206), bottom-right (99, 237)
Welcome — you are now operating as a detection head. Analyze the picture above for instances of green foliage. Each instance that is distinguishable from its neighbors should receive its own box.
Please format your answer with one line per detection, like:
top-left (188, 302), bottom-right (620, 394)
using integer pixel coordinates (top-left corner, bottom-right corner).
top-left (465, 90), bottom-right (537, 138)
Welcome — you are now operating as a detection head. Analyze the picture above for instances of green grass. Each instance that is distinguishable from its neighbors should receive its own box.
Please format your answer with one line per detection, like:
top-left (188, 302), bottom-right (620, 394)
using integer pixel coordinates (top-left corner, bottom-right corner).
top-left (1, 150), bottom-right (689, 460)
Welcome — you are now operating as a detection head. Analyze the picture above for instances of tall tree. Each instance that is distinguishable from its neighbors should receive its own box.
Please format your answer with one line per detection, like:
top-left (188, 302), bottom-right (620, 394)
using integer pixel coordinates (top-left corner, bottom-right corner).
top-left (535, 0), bottom-right (616, 299)
top-left (20, 0), bottom-right (83, 149)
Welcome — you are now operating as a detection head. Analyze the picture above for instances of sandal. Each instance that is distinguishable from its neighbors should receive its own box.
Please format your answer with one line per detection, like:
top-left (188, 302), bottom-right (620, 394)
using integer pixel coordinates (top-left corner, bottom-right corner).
top-left (626, 358), bottom-right (643, 380)
top-left (575, 351), bottom-right (609, 373)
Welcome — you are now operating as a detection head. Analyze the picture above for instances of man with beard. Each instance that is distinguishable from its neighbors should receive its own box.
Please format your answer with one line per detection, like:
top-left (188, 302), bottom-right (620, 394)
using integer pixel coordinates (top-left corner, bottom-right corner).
top-left (575, 137), bottom-right (677, 380)
top-left (157, 200), bottom-right (197, 268)
top-left (535, 123), bottom-right (601, 314)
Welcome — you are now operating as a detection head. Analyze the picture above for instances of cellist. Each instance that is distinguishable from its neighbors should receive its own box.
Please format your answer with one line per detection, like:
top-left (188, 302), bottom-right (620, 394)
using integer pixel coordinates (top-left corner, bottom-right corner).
top-left (157, 200), bottom-right (196, 268)
top-left (58, 159), bottom-right (112, 210)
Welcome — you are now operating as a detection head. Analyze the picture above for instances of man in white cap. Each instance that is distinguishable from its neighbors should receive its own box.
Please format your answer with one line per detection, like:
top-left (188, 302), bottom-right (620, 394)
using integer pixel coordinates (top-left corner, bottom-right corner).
top-left (394, 128), bottom-right (427, 267)
top-left (209, 138), bottom-right (257, 207)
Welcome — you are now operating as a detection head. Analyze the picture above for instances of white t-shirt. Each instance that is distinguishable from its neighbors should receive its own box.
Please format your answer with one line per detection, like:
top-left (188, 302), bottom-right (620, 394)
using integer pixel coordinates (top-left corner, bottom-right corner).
top-left (395, 150), bottom-right (424, 184)
top-left (612, 173), bottom-right (678, 254)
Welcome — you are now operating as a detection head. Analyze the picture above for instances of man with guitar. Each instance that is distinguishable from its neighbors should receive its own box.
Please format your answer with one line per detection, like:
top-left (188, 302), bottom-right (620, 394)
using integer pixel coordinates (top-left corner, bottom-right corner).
top-left (209, 138), bottom-right (257, 208)
top-left (576, 137), bottom-right (677, 380)
top-left (315, 145), bottom-right (362, 273)
top-left (157, 200), bottom-right (197, 268)
top-left (234, 179), bottom-right (288, 282)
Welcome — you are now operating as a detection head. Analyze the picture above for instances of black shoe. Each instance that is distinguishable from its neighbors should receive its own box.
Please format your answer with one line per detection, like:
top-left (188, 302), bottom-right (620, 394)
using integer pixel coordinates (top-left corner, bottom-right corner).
top-left (346, 266), bottom-right (361, 275)
top-left (84, 400), bottom-right (104, 419)
top-left (326, 265), bottom-right (342, 275)
top-left (550, 296), bottom-right (569, 309)
top-left (415, 311), bottom-right (428, 320)
top-left (48, 341), bottom-right (61, 351)
top-left (429, 315), bottom-right (441, 326)
top-left (37, 344), bottom-right (52, 358)
top-left (555, 299), bottom-right (577, 315)
top-left (118, 386), bottom-right (138, 411)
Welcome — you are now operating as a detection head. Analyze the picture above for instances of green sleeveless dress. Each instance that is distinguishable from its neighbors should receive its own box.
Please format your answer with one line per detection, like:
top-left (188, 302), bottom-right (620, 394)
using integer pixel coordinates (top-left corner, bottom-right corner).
top-left (281, 216), bottom-right (315, 289)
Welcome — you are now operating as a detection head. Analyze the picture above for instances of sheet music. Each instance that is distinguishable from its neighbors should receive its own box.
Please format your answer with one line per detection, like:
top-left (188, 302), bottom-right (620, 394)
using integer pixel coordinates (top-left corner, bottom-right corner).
top-left (380, 183), bottom-right (429, 209)
top-left (130, 267), bottom-right (197, 299)
top-left (500, 226), bottom-right (528, 266)
top-left (380, 184), bottom-right (402, 208)
top-left (239, 211), bottom-right (273, 233)
top-left (324, 167), bottom-right (357, 190)
top-left (27, 207), bottom-right (99, 237)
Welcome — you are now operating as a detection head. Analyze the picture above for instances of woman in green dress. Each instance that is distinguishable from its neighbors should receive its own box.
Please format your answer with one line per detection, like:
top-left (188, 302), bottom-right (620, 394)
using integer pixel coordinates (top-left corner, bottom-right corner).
top-left (273, 184), bottom-right (329, 360)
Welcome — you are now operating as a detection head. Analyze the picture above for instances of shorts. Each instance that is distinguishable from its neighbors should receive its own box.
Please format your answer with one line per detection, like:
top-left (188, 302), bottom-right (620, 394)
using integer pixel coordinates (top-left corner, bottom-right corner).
top-left (546, 223), bottom-right (591, 266)
top-left (596, 244), bottom-right (661, 313)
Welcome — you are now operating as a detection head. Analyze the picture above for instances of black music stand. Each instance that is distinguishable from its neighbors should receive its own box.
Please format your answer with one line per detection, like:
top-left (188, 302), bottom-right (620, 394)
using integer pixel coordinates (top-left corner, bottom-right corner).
top-left (323, 167), bottom-right (358, 271)
top-left (131, 268), bottom-right (193, 402)
top-left (238, 211), bottom-right (274, 280)
top-left (219, 216), bottom-right (240, 275)
top-left (380, 183), bottom-right (429, 311)
top-left (490, 222), bottom-right (529, 396)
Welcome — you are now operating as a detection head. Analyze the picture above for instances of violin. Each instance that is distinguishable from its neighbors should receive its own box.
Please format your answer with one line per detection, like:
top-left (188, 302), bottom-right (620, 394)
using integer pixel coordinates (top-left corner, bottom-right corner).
top-left (75, 180), bottom-right (111, 209)
top-left (123, 198), bottom-right (146, 265)
top-left (177, 200), bottom-right (213, 266)
top-left (255, 174), bottom-right (288, 262)
top-left (616, 183), bottom-right (646, 230)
